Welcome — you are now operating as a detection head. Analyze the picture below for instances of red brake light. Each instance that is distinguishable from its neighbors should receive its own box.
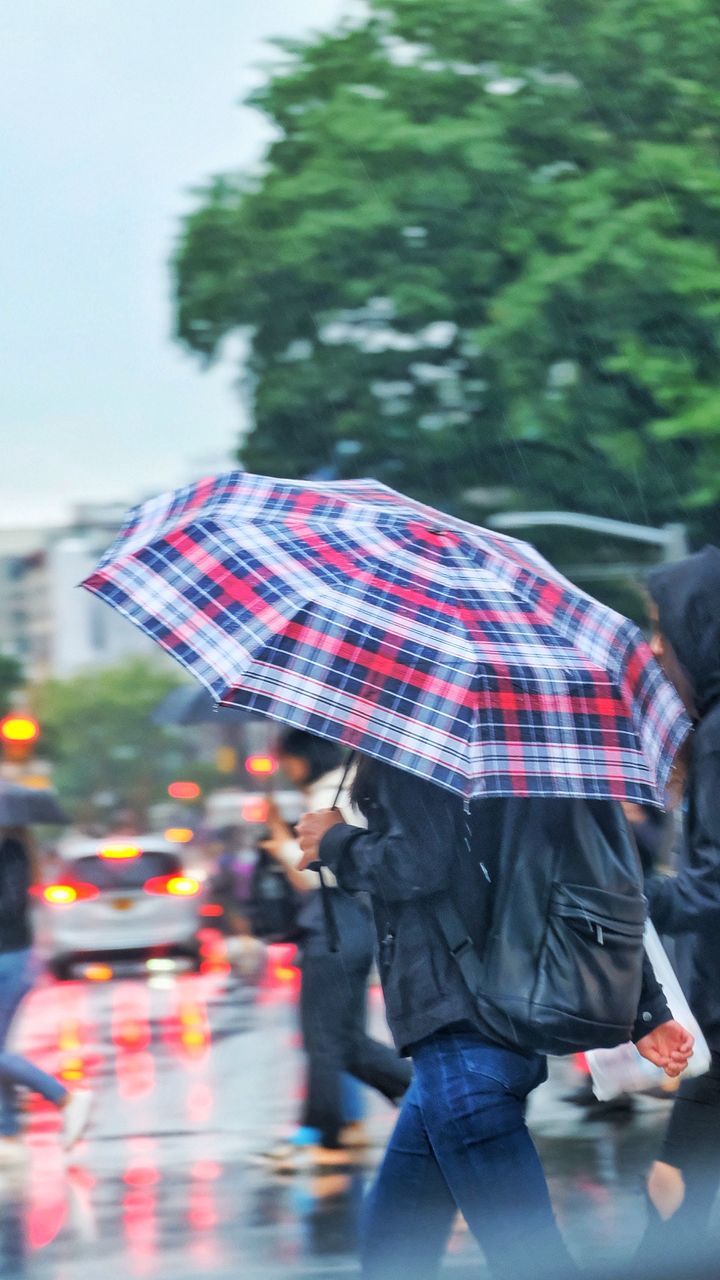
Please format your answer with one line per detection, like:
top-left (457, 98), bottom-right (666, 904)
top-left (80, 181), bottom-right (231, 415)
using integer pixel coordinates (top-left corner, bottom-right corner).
top-left (167, 781), bottom-right (201, 801)
top-left (43, 882), bottom-right (99, 905)
top-left (144, 875), bottom-right (199, 898)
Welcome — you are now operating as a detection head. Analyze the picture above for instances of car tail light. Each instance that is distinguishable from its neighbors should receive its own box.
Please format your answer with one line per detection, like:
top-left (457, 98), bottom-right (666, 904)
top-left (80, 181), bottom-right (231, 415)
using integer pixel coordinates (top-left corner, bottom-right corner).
top-left (164, 827), bottom-right (194, 844)
top-left (43, 883), bottom-right (99, 905)
top-left (245, 753), bottom-right (278, 778)
top-left (100, 845), bottom-right (141, 860)
top-left (144, 874), bottom-right (199, 898)
top-left (241, 798), bottom-right (269, 824)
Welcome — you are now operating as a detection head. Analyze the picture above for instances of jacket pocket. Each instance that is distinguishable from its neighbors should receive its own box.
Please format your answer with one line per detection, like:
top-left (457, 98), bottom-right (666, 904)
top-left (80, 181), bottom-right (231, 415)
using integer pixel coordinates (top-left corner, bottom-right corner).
top-left (531, 883), bottom-right (646, 1045)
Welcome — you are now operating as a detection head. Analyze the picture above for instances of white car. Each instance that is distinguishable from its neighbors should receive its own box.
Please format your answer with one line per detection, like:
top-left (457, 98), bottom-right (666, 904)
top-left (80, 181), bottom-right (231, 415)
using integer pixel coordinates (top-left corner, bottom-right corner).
top-left (36, 835), bottom-right (203, 978)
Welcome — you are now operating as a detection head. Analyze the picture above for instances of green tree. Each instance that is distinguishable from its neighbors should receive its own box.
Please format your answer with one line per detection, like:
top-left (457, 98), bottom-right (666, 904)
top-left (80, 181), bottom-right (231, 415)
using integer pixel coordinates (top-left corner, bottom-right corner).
top-left (0, 655), bottom-right (23, 719)
top-left (174, 0), bottom-right (720, 547)
top-left (31, 661), bottom-right (205, 826)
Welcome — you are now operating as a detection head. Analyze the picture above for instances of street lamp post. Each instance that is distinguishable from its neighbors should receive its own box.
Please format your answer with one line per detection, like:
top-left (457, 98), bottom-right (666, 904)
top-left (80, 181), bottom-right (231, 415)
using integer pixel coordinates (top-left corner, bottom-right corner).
top-left (487, 511), bottom-right (688, 562)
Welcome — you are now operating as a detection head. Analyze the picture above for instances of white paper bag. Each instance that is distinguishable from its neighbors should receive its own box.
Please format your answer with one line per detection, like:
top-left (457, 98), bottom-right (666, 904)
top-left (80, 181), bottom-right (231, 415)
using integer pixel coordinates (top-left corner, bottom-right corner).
top-left (586, 921), bottom-right (711, 1101)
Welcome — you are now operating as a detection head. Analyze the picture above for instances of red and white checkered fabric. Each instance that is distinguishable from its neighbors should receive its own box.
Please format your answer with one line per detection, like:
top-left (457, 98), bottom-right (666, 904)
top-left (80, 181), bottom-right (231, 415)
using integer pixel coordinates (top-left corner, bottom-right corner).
top-left (82, 472), bottom-right (689, 803)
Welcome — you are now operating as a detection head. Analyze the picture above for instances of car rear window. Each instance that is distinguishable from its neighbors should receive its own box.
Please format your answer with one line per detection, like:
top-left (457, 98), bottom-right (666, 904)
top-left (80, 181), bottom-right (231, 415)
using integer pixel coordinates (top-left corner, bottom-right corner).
top-left (70, 851), bottom-right (183, 891)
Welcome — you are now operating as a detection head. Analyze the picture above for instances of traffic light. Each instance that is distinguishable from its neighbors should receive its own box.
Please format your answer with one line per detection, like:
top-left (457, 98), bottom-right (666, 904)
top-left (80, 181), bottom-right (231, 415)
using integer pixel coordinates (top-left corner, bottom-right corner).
top-left (0, 714), bottom-right (40, 763)
top-left (245, 753), bottom-right (278, 778)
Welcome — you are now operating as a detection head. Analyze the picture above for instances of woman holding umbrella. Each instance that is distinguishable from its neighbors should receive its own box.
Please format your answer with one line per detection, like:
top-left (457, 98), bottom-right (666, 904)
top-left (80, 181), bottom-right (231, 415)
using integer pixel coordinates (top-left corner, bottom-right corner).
top-left (0, 819), bottom-right (91, 1161)
top-left (297, 762), bottom-right (695, 1279)
top-left (81, 471), bottom-right (699, 1269)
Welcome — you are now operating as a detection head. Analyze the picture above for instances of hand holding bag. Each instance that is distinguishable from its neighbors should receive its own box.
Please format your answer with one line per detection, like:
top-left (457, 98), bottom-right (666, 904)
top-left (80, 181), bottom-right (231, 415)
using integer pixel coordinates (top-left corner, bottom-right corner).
top-left (586, 921), bottom-right (711, 1100)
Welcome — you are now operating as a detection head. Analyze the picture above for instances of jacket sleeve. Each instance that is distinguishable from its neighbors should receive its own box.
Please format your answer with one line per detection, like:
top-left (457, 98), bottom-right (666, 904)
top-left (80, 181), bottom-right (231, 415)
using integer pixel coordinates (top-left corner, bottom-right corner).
top-left (318, 768), bottom-right (457, 903)
top-left (631, 953), bottom-right (671, 1042)
top-left (647, 749), bottom-right (720, 934)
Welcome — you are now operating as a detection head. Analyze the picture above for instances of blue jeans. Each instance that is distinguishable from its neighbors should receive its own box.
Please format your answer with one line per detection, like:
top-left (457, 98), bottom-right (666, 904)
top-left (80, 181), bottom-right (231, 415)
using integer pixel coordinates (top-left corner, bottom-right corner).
top-left (361, 1030), bottom-right (577, 1280)
top-left (0, 949), bottom-right (66, 1135)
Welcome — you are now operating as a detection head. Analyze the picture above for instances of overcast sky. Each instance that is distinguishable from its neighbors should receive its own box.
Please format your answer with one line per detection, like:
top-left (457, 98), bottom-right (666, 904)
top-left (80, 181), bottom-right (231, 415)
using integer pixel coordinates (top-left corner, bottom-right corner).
top-left (0, 1), bottom-right (349, 528)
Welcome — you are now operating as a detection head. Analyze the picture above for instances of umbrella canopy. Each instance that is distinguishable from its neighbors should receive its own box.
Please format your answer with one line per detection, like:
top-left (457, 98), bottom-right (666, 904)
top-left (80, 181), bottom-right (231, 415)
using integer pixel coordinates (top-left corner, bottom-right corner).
top-left (82, 471), bottom-right (689, 804)
top-left (0, 782), bottom-right (69, 826)
top-left (151, 684), bottom-right (252, 727)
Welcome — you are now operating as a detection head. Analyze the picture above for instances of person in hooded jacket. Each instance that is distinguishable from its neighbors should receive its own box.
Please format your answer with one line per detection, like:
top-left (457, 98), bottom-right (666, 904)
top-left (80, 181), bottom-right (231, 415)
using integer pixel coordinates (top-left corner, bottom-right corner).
top-left (642, 545), bottom-right (720, 1252)
top-left (298, 760), bottom-right (693, 1280)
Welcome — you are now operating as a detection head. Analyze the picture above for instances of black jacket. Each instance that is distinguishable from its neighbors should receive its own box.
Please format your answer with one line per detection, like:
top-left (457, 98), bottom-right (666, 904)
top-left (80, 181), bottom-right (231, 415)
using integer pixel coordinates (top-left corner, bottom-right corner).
top-left (320, 765), bottom-right (668, 1056)
top-left (0, 838), bottom-right (32, 954)
top-left (647, 547), bottom-right (720, 1052)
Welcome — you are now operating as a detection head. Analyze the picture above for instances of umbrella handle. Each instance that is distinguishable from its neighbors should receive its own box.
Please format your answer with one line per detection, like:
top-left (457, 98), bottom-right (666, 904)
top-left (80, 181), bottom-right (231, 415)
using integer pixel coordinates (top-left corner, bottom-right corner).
top-left (303, 752), bottom-right (355, 955)
top-left (307, 860), bottom-right (340, 953)
top-left (331, 751), bottom-right (356, 812)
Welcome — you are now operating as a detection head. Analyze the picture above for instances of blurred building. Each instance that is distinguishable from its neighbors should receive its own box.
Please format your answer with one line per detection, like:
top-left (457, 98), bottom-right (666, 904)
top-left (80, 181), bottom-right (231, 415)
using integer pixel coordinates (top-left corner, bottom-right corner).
top-left (0, 502), bottom-right (159, 680)
top-left (0, 527), bottom-right (55, 678)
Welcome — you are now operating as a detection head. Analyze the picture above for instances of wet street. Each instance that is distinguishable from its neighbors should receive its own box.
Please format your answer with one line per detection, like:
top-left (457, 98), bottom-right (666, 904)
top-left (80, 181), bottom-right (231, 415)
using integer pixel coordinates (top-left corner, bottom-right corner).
top-left (0, 943), bottom-right (698, 1279)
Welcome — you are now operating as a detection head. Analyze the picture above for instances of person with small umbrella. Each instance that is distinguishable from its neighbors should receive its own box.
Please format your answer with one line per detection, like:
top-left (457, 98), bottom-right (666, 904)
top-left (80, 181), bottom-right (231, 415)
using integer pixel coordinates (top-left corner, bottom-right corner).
top-left (0, 824), bottom-right (91, 1162)
top-left (258, 728), bottom-right (411, 1171)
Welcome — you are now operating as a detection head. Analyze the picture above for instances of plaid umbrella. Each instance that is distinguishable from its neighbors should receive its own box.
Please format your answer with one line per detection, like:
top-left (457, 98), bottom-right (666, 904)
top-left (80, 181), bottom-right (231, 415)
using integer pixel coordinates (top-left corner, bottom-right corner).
top-left (82, 472), bottom-right (689, 804)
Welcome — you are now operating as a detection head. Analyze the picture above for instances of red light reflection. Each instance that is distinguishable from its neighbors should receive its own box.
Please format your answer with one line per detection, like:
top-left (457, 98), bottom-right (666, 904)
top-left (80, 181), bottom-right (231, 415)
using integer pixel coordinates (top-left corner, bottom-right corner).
top-left (112, 983), bottom-right (151, 1052)
top-left (187, 1081), bottom-right (214, 1125)
top-left (124, 1166), bottom-right (160, 1189)
top-left (26, 1145), bottom-right (67, 1250)
top-left (123, 1138), bottom-right (159, 1269)
top-left (199, 959), bottom-right (231, 977)
top-left (188, 1185), bottom-right (218, 1231)
top-left (123, 1186), bottom-right (158, 1270)
top-left (116, 1050), bottom-right (155, 1101)
top-left (256, 941), bottom-right (299, 1004)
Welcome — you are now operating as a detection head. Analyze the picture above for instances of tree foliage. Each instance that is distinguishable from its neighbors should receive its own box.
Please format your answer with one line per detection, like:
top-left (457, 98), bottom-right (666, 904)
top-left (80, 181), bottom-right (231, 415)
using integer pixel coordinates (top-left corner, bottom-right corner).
top-left (174, 0), bottom-right (720, 545)
top-left (0, 655), bottom-right (23, 719)
top-left (31, 661), bottom-right (194, 824)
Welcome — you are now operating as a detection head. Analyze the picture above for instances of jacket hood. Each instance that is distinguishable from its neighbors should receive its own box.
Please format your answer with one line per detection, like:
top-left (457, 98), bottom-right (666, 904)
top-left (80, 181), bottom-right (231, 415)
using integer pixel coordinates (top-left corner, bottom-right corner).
top-left (647, 545), bottom-right (720, 715)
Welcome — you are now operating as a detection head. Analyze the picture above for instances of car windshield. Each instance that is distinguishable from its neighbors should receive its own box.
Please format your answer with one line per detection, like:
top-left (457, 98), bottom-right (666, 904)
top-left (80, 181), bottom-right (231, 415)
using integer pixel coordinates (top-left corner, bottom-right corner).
top-left (69, 851), bottom-right (183, 891)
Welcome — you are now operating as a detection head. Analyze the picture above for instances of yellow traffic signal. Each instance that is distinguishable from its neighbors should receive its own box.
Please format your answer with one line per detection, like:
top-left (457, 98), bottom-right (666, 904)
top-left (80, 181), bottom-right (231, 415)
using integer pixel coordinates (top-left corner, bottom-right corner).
top-left (0, 715), bottom-right (40, 762)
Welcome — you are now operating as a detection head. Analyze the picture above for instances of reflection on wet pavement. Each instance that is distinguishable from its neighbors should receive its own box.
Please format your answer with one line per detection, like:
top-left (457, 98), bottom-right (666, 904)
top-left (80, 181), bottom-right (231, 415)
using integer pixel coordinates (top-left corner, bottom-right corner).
top-left (0, 942), bottom-right (710, 1279)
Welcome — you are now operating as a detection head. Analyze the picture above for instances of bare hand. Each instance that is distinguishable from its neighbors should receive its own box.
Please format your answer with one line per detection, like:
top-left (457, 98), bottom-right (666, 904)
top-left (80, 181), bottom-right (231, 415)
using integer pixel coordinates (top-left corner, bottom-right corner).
top-left (259, 837), bottom-right (283, 859)
top-left (637, 1019), bottom-right (694, 1078)
top-left (621, 802), bottom-right (646, 825)
top-left (297, 809), bottom-right (343, 868)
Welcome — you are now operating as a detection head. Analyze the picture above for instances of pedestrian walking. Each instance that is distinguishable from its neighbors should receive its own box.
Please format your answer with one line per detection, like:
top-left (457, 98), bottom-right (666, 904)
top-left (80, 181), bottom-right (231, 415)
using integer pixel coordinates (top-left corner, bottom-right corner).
top-left (0, 827), bottom-right (91, 1161)
top-left (298, 761), bottom-right (694, 1280)
top-left (259, 729), bottom-right (411, 1171)
top-left (205, 825), bottom-right (266, 978)
top-left (641, 546), bottom-right (720, 1258)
